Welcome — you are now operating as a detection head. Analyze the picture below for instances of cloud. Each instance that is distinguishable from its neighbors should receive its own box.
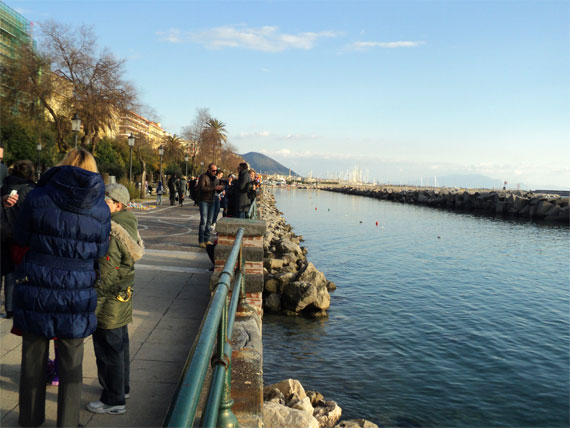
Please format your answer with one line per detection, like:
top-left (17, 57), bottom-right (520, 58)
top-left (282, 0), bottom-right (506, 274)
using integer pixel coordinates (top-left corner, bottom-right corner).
top-left (347, 40), bottom-right (425, 51)
top-left (158, 25), bottom-right (342, 52)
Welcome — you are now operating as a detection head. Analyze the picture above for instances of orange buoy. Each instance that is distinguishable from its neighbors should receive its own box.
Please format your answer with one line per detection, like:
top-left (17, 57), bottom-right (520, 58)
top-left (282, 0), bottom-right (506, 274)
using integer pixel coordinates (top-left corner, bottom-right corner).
top-left (315, 207), bottom-right (317, 211)
top-left (376, 221), bottom-right (379, 226)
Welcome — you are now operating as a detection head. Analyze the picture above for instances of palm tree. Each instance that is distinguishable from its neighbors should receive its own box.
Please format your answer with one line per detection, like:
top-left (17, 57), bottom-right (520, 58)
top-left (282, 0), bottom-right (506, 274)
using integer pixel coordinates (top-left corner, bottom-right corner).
top-left (162, 134), bottom-right (184, 162)
top-left (204, 119), bottom-right (227, 164)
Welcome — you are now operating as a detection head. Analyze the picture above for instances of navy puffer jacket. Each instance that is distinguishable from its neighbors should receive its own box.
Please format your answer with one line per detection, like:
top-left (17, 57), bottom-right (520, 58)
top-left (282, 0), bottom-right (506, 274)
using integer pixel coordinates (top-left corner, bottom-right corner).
top-left (13, 165), bottom-right (111, 339)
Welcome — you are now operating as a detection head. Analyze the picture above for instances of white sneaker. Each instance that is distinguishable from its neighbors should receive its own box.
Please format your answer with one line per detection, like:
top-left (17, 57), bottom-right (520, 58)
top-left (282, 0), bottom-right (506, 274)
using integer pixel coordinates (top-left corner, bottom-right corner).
top-left (86, 400), bottom-right (126, 415)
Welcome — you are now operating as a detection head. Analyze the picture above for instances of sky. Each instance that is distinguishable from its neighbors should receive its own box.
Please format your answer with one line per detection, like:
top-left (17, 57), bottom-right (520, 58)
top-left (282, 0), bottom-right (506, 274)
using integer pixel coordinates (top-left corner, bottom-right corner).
top-left (9, 0), bottom-right (570, 189)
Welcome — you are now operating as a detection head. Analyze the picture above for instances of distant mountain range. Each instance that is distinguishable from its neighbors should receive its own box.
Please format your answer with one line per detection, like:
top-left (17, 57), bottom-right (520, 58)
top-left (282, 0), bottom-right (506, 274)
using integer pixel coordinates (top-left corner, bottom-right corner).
top-left (241, 152), bottom-right (299, 176)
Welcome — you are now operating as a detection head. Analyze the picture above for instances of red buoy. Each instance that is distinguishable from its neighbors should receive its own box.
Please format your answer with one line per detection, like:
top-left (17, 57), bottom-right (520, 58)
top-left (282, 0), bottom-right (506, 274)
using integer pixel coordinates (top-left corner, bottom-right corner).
top-left (376, 221), bottom-right (379, 226)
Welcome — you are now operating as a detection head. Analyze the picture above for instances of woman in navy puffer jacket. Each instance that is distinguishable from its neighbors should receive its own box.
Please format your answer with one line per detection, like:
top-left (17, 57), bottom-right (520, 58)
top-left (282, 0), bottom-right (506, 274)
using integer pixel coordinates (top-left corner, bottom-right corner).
top-left (14, 148), bottom-right (110, 427)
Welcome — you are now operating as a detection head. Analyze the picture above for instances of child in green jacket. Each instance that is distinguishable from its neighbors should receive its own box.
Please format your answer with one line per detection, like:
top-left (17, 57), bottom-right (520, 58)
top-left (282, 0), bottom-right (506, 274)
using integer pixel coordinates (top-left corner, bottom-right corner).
top-left (87, 183), bottom-right (144, 415)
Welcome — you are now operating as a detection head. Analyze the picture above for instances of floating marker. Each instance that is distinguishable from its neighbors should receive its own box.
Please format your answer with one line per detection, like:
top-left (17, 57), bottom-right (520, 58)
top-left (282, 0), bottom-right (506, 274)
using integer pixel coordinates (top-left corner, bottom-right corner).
top-left (376, 221), bottom-right (379, 226)
top-left (315, 207), bottom-right (318, 211)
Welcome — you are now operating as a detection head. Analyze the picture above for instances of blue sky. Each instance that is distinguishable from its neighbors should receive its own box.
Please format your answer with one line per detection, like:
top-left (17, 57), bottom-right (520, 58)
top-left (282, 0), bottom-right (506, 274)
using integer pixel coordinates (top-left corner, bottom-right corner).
top-left (10, 0), bottom-right (570, 188)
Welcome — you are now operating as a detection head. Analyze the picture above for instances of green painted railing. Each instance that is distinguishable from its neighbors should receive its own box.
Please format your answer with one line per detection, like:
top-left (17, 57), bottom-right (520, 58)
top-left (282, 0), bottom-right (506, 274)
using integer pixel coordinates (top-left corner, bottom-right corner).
top-left (163, 228), bottom-right (246, 428)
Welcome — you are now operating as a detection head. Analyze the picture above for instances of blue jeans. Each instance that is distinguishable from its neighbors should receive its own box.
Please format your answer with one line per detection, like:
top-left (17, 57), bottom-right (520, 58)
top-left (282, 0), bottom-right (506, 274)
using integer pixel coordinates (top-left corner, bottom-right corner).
top-left (199, 201), bottom-right (215, 243)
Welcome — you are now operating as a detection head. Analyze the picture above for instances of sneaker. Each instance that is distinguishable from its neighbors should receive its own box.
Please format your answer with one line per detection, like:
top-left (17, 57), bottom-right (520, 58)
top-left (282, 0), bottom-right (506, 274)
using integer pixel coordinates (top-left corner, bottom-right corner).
top-left (125, 393), bottom-right (130, 399)
top-left (86, 400), bottom-right (126, 415)
top-left (199, 242), bottom-right (207, 248)
top-left (49, 375), bottom-right (59, 386)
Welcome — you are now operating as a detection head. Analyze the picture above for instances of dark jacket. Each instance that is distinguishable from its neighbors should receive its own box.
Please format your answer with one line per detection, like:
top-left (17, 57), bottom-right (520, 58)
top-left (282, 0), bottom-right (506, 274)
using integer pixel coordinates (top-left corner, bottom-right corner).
top-left (236, 169), bottom-right (252, 212)
top-left (197, 172), bottom-right (218, 203)
top-left (13, 165), bottom-right (111, 339)
top-left (96, 208), bottom-right (144, 330)
top-left (1, 175), bottom-right (36, 275)
top-left (178, 179), bottom-right (187, 196)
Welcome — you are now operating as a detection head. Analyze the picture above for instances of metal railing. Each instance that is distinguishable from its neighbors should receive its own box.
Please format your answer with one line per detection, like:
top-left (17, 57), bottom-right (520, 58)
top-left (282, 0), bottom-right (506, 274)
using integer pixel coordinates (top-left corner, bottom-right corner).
top-left (164, 228), bottom-right (246, 428)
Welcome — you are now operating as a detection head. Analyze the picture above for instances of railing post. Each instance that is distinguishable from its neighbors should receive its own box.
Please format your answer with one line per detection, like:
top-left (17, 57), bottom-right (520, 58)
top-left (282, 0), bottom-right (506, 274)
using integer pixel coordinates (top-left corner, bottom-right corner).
top-left (212, 218), bottom-right (267, 316)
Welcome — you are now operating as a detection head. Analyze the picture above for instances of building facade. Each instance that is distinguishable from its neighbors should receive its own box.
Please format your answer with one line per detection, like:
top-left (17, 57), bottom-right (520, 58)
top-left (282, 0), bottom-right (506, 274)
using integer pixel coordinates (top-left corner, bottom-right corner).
top-left (0, 1), bottom-right (32, 64)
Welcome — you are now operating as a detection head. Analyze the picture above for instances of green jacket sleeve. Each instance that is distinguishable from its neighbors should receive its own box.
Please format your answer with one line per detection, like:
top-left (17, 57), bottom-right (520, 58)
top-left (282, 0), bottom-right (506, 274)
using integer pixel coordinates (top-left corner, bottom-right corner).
top-left (98, 237), bottom-right (122, 294)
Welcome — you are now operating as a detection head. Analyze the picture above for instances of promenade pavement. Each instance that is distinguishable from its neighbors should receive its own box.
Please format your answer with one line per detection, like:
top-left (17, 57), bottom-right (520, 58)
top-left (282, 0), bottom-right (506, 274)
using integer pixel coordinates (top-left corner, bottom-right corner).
top-left (1, 198), bottom-right (214, 427)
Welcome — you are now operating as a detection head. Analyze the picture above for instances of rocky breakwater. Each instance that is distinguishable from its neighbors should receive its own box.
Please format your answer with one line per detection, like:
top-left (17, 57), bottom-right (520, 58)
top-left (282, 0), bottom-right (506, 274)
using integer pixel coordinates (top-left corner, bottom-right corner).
top-left (259, 193), bottom-right (336, 316)
top-left (263, 378), bottom-right (378, 428)
top-left (323, 186), bottom-right (570, 223)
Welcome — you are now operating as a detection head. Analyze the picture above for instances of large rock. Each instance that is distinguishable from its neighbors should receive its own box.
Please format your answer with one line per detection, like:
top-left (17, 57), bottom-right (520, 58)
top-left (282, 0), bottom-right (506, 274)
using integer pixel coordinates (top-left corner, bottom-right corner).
top-left (263, 401), bottom-right (319, 428)
top-left (314, 400), bottom-right (342, 428)
top-left (265, 378), bottom-right (307, 403)
top-left (312, 284), bottom-right (331, 311)
top-left (298, 262), bottom-right (328, 288)
top-left (264, 276), bottom-right (280, 294)
top-left (277, 239), bottom-right (304, 258)
top-left (290, 396), bottom-right (314, 415)
top-left (282, 281), bottom-right (317, 312)
top-left (263, 293), bottom-right (282, 312)
top-left (264, 387), bottom-right (286, 405)
top-left (335, 420), bottom-right (379, 428)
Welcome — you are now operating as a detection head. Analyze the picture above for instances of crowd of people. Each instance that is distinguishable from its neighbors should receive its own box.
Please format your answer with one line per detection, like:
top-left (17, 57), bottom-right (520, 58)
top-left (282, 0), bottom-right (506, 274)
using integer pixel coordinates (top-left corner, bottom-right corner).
top-left (0, 142), bottom-right (261, 426)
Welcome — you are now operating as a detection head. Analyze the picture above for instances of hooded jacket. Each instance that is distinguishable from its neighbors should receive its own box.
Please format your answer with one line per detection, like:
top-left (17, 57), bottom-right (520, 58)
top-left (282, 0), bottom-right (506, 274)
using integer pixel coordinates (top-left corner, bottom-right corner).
top-left (13, 165), bottom-right (111, 339)
top-left (96, 208), bottom-right (144, 329)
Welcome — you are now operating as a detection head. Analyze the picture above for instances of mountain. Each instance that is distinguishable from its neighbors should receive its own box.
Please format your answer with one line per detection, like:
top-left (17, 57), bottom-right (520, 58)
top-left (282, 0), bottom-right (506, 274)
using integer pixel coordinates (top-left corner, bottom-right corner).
top-left (241, 152), bottom-right (299, 176)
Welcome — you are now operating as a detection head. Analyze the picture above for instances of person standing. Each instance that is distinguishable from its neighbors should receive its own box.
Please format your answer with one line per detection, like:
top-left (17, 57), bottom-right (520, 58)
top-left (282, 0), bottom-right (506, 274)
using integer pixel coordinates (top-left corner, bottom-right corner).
top-left (178, 175), bottom-right (187, 207)
top-left (13, 148), bottom-right (110, 427)
top-left (156, 180), bottom-right (164, 205)
top-left (197, 163), bottom-right (223, 248)
top-left (167, 174), bottom-right (177, 206)
top-left (0, 160), bottom-right (36, 319)
top-left (236, 162), bottom-right (252, 218)
top-left (211, 170), bottom-right (224, 227)
top-left (87, 183), bottom-right (144, 415)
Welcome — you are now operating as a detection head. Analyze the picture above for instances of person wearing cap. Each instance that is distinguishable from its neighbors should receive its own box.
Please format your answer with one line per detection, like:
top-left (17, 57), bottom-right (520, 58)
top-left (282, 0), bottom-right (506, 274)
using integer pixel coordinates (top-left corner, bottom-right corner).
top-left (87, 183), bottom-right (144, 415)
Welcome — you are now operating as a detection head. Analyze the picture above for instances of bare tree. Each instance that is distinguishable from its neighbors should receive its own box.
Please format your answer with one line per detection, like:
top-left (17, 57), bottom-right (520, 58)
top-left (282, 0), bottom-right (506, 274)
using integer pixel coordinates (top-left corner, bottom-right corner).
top-left (40, 21), bottom-right (137, 152)
top-left (2, 20), bottom-right (137, 153)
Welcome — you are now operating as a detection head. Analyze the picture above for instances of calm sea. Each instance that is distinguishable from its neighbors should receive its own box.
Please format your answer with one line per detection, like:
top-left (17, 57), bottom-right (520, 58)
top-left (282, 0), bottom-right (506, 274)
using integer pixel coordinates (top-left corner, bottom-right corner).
top-left (262, 188), bottom-right (569, 427)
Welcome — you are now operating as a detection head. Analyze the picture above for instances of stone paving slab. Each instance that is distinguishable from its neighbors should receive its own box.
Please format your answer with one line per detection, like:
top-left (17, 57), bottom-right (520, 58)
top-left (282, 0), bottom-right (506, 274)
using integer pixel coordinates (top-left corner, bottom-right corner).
top-left (0, 201), bottom-right (214, 427)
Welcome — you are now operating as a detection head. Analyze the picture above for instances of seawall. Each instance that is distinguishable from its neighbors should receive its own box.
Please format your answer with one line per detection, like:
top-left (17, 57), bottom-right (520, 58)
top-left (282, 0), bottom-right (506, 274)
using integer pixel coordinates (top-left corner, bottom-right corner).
top-left (320, 185), bottom-right (569, 224)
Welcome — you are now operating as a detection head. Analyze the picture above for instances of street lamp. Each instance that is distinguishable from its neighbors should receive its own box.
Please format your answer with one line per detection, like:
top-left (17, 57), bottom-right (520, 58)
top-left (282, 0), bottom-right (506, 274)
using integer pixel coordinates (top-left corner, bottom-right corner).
top-left (200, 161), bottom-right (204, 174)
top-left (36, 142), bottom-right (42, 181)
top-left (158, 145), bottom-right (164, 182)
top-left (71, 113), bottom-right (81, 148)
top-left (184, 153), bottom-right (189, 178)
top-left (128, 133), bottom-right (135, 182)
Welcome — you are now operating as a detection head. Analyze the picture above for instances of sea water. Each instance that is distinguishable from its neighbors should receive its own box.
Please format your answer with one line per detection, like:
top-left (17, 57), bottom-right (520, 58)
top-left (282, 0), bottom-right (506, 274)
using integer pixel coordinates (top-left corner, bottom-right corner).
top-left (262, 188), bottom-right (569, 427)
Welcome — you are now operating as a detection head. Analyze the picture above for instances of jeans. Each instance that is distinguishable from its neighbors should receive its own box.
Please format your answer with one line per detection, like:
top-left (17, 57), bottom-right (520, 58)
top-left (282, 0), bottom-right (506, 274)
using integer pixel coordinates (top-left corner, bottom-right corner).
top-left (199, 201), bottom-right (215, 243)
top-left (156, 194), bottom-right (162, 205)
top-left (92, 326), bottom-right (130, 406)
top-left (20, 333), bottom-right (84, 427)
top-left (212, 196), bottom-right (221, 223)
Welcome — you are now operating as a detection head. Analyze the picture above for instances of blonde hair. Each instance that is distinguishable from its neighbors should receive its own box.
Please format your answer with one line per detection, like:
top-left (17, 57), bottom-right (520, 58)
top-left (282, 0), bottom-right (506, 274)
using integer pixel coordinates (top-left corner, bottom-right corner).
top-left (57, 148), bottom-right (98, 173)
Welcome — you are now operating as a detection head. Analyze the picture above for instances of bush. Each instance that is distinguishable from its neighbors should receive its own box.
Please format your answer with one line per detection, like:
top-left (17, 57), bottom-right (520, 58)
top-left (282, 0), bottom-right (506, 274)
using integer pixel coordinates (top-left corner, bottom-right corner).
top-left (117, 178), bottom-right (139, 202)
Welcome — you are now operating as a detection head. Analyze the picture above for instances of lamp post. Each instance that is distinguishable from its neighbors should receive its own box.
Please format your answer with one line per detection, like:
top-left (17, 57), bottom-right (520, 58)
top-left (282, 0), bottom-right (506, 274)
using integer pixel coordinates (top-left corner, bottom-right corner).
top-left (36, 142), bottom-right (42, 181)
top-left (158, 145), bottom-right (164, 182)
top-left (128, 133), bottom-right (135, 182)
top-left (71, 113), bottom-right (81, 148)
top-left (184, 153), bottom-right (189, 178)
top-left (200, 161), bottom-right (204, 174)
